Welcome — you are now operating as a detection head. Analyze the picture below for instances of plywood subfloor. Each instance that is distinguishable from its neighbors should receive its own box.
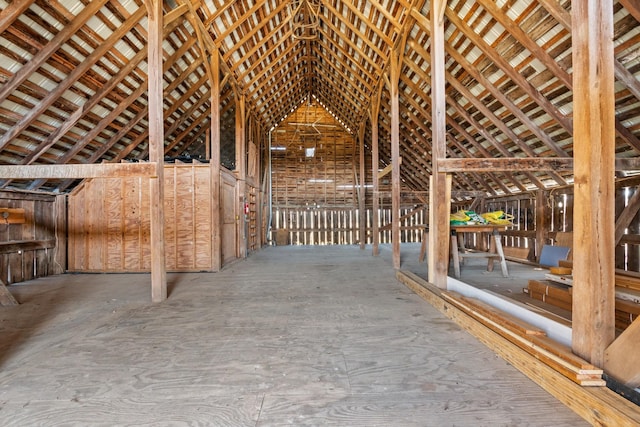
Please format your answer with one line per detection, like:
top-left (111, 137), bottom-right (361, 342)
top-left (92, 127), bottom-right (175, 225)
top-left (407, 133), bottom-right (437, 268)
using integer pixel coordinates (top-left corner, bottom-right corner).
top-left (0, 245), bottom-right (586, 426)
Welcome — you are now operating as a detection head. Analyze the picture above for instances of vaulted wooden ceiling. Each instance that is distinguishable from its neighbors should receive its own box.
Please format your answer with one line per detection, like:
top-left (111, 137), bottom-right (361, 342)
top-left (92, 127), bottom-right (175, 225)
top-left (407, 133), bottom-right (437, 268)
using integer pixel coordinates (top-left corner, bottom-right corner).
top-left (0, 0), bottom-right (639, 196)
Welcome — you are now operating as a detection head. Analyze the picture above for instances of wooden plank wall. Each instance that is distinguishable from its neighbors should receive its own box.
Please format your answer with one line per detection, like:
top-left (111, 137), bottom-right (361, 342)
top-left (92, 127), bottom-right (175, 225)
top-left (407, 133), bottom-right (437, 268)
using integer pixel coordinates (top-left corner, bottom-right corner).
top-left (272, 206), bottom-right (425, 245)
top-left (68, 163), bottom-right (214, 272)
top-left (0, 191), bottom-right (66, 284)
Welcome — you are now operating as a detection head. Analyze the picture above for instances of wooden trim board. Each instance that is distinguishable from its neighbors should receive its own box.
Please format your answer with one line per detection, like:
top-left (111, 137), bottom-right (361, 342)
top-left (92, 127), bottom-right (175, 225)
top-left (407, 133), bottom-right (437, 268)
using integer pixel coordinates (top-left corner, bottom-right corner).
top-left (397, 270), bottom-right (640, 426)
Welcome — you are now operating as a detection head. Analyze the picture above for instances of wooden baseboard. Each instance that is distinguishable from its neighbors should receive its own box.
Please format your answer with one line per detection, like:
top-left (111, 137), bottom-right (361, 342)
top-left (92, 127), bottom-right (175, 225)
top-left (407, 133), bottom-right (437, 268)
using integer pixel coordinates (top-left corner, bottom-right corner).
top-left (397, 270), bottom-right (640, 426)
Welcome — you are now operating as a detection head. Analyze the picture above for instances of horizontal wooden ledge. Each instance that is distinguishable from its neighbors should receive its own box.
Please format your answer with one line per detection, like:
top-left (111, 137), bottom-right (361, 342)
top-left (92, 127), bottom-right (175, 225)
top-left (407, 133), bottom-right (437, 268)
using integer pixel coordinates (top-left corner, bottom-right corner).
top-left (0, 163), bottom-right (158, 179)
top-left (0, 239), bottom-right (56, 254)
top-left (437, 157), bottom-right (640, 172)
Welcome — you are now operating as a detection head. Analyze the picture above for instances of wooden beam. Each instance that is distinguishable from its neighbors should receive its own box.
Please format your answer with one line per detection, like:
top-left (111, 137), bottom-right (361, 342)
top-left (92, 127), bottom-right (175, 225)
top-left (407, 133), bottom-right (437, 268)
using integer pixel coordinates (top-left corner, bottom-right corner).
top-left (358, 124), bottom-right (366, 250)
top-left (377, 157), bottom-right (403, 179)
top-left (0, 6), bottom-right (146, 152)
top-left (390, 47), bottom-right (401, 270)
top-left (536, 190), bottom-right (549, 262)
top-left (429, 0), bottom-right (450, 289)
top-left (615, 188), bottom-right (640, 246)
top-left (0, 0), bottom-right (109, 106)
top-left (438, 157), bottom-right (573, 172)
top-left (370, 82), bottom-right (382, 257)
top-left (211, 51), bottom-right (222, 272)
top-left (147, 0), bottom-right (167, 303)
top-left (0, 163), bottom-right (156, 179)
top-left (236, 93), bottom-right (247, 259)
top-left (571, 0), bottom-right (616, 365)
top-left (0, 0), bottom-right (34, 34)
top-left (605, 317), bottom-right (640, 387)
top-left (618, 0), bottom-right (640, 28)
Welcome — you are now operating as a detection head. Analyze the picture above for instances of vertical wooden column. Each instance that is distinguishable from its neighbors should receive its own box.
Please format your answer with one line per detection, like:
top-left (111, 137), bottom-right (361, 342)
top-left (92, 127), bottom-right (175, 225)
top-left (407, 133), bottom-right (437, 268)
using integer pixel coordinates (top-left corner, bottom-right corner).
top-left (235, 93), bottom-right (247, 258)
top-left (535, 189), bottom-right (548, 262)
top-left (210, 51), bottom-right (221, 271)
top-left (571, 0), bottom-right (615, 365)
top-left (429, 0), bottom-right (451, 289)
top-left (358, 123), bottom-right (366, 250)
top-left (147, 0), bottom-right (167, 302)
top-left (390, 49), bottom-right (401, 269)
top-left (370, 95), bottom-right (381, 256)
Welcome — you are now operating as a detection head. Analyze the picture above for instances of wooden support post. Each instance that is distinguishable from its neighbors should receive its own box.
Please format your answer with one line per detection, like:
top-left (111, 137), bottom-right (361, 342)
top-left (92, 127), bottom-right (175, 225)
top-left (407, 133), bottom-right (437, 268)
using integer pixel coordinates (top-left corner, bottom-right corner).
top-left (428, 175), bottom-right (451, 285)
top-left (358, 124), bottom-right (366, 250)
top-left (429, 0), bottom-right (450, 288)
top-left (370, 89), bottom-right (382, 257)
top-left (390, 48), bottom-right (401, 269)
top-left (147, 0), bottom-right (167, 303)
top-left (210, 51), bottom-right (221, 272)
top-left (235, 93), bottom-right (247, 259)
top-left (535, 190), bottom-right (549, 262)
top-left (571, 0), bottom-right (616, 365)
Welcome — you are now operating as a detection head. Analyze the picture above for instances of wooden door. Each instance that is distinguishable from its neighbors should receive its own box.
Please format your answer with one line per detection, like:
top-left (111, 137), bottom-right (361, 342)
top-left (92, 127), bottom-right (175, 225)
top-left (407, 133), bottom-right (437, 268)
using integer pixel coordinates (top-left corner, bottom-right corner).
top-left (221, 171), bottom-right (237, 265)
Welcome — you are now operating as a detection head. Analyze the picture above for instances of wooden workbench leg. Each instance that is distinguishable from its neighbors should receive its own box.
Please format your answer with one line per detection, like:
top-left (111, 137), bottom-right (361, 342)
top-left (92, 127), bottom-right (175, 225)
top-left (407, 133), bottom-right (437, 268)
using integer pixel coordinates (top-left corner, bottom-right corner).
top-left (488, 234), bottom-right (496, 272)
top-left (451, 232), bottom-right (461, 278)
top-left (493, 231), bottom-right (509, 277)
top-left (0, 279), bottom-right (18, 306)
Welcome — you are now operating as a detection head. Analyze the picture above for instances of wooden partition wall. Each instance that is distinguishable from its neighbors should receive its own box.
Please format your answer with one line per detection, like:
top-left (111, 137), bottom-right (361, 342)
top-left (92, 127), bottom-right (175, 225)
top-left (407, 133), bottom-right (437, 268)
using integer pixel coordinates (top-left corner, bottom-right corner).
top-left (68, 163), bottom-right (220, 272)
top-left (272, 206), bottom-right (425, 246)
top-left (0, 191), bottom-right (66, 284)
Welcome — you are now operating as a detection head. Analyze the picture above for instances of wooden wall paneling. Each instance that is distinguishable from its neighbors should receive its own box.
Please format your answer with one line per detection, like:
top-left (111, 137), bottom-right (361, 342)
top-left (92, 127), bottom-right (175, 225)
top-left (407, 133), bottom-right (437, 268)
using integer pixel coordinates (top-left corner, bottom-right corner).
top-left (221, 170), bottom-right (237, 265)
top-left (53, 195), bottom-right (66, 275)
top-left (123, 177), bottom-right (143, 272)
top-left (195, 165), bottom-right (213, 268)
top-left (164, 168), bottom-right (177, 270)
top-left (67, 191), bottom-right (77, 271)
top-left (140, 176), bottom-right (152, 271)
top-left (87, 178), bottom-right (105, 271)
top-left (176, 166), bottom-right (195, 269)
top-left (21, 200), bottom-right (35, 281)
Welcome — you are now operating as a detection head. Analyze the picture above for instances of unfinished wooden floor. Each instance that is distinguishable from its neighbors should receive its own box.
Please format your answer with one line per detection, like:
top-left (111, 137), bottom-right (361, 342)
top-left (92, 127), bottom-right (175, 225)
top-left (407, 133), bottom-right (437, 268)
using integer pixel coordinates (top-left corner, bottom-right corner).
top-left (0, 245), bottom-right (587, 426)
